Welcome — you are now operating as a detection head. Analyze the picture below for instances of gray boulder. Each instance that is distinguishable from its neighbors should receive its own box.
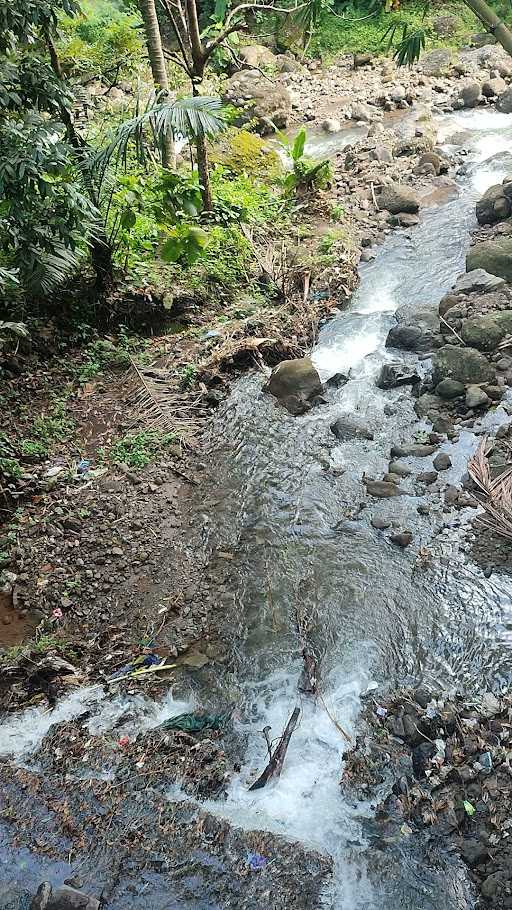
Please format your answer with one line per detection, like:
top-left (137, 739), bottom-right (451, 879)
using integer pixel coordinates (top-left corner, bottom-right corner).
top-left (238, 44), bottom-right (276, 69)
top-left (331, 416), bottom-right (374, 441)
top-left (377, 183), bottom-right (420, 215)
top-left (376, 362), bottom-right (420, 389)
top-left (31, 884), bottom-right (100, 910)
top-left (390, 530), bottom-right (413, 548)
top-left (350, 102), bottom-right (373, 122)
top-left (476, 182), bottom-right (512, 226)
top-left (389, 460), bottom-right (412, 477)
top-left (436, 378), bottom-right (465, 399)
top-left (419, 49), bottom-right (454, 76)
top-left (223, 70), bottom-right (291, 134)
top-left (453, 269), bottom-right (505, 295)
top-left (432, 344), bottom-right (495, 386)
top-left (458, 83), bottom-right (482, 109)
top-left (466, 238), bottom-right (512, 282)
top-left (266, 357), bottom-right (322, 415)
top-left (497, 87), bottom-right (512, 113)
top-left (461, 312), bottom-right (512, 351)
top-left (433, 452), bottom-right (452, 471)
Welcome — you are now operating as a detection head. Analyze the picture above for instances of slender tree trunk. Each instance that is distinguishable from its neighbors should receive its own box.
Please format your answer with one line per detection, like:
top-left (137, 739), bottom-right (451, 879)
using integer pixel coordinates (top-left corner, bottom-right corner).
top-left (46, 35), bottom-right (114, 290)
top-left (138, 0), bottom-right (176, 168)
top-left (463, 0), bottom-right (512, 56)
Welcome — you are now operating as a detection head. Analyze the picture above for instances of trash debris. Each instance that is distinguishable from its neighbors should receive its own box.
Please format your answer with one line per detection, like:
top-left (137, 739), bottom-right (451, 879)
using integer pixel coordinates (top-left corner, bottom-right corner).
top-left (77, 458), bottom-right (91, 475)
top-left (51, 608), bottom-right (63, 621)
top-left (110, 642), bottom-right (175, 681)
top-left (246, 852), bottom-right (268, 871)
top-left (159, 711), bottom-right (229, 734)
top-left (463, 800), bottom-right (476, 816)
top-left (375, 705), bottom-right (388, 718)
top-left (117, 736), bottom-right (130, 749)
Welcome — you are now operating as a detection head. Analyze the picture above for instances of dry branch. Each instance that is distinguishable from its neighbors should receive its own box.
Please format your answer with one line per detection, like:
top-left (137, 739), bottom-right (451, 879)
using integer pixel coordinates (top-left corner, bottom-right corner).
top-left (249, 705), bottom-right (301, 790)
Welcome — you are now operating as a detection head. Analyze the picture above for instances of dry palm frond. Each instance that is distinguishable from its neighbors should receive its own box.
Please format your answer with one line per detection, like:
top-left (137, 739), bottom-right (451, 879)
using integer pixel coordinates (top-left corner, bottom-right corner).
top-left (468, 436), bottom-right (512, 541)
top-left (125, 359), bottom-right (203, 442)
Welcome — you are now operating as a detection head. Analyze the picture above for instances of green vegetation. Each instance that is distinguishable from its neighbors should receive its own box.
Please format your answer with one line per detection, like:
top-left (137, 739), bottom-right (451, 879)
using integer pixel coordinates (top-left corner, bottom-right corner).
top-left (106, 430), bottom-right (177, 467)
top-left (309, 1), bottom-right (481, 59)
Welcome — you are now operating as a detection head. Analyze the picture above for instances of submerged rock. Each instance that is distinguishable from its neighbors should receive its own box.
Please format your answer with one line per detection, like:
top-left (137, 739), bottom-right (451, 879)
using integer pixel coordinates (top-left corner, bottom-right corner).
top-left (331, 416), bottom-right (374, 441)
top-left (390, 530), bottom-right (413, 548)
top-left (371, 515), bottom-right (392, 529)
top-left (391, 444), bottom-right (437, 458)
top-left (366, 480), bottom-right (403, 498)
top-left (266, 357), bottom-right (322, 415)
top-left (433, 452), bottom-right (452, 471)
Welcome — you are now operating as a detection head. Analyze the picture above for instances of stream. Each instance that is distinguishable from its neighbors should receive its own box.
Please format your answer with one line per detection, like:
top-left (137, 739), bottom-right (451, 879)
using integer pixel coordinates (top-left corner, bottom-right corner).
top-left (3, 109), bottom-right (512, 908)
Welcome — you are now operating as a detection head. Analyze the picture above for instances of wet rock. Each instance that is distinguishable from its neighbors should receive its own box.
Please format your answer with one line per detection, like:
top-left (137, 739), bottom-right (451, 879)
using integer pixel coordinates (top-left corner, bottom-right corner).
top-left (439, 293), bottom-right (460, 316)
top-left (432, 344), bottom-right (495, 386)
top-left (412, 742), bottom-right (435, 778)
top-left (459, 838), bottom-right (489, 867)
top-left (466, 237), bottom-right (512, 282)
top-left (396, 212), bottom-right (419, 227)
top-left (391, 444), bottom-right (437, 458)
top-left (376, 362), bottom-right (419, 390)
top-left (481, 873), bottom-right (504, 900)
top-left (433, 452), bottom-right (452, 471)
top-left (326, 372), bottom-right (349, 388)
top-left (458, 83), bottom-right (481, 109)
top-left (383, 473), bottom-right (401, 484)
top-left (417, 471), bottom-right (438, 484)
top-left (330, 417), bottom-right (374, 441)
top-left (388, 461), bottom-right (412, 477)
top-left (436, 378), bottom-right (465, 400)
top-left (223, 70), bottom-right (291, 134)
top-left (414, 686), bottom-right (432, 708)
top-left (390, 530), bottom-right (413, 548)
top-left (465, 385), bottom-right (490, 409)
top-left (417, 503), bottom-right (430, 515)
top-left (371, 516), bottom-right (392, 529)
top-left (377, 183), bottom-right (420, 215)
top-left (32, 884), bottom-right (100, 910)
top-left (266, 357), bottom-right (322, 415)
top-left (497, 87), bottom-right (512, 113)
top-left (366, 480), bottom-right (403, 498)
top-left (453, 268), bottom-right (506, 295)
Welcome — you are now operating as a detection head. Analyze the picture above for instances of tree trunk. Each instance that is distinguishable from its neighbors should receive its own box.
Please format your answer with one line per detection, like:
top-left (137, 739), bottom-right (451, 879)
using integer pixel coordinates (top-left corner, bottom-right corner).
top-left (138, 0), bottom-right (176, 168)
top-left (46, 35), bottom-right (114, 290)
top-left (196, 135), bottom-right (212, 211)
top-left (463, 0), bottom-right (512, 57)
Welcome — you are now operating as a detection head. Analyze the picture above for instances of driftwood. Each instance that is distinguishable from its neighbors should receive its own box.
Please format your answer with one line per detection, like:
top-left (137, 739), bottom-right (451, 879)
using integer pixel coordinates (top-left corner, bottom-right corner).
top-left (299, 646), bottom-right (318, 696)
top-left (249, 706), bottom-right (301, 791)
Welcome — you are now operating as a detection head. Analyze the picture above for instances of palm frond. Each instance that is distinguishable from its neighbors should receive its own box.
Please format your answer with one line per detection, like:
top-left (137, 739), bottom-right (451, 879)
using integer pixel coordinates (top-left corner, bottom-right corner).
top-left (95, 95), bottom-right (226, 181)
top-left (126, 360), bottom-right (203, 442)
top-left (468, 436), bottom-right (512, 541)
top-left (22, 245), bottom-right (82, 297)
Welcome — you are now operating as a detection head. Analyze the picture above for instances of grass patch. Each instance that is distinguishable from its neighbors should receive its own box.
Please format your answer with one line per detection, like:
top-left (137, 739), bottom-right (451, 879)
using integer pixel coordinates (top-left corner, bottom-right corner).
top-left (106, 431), bottom-right (177, 468)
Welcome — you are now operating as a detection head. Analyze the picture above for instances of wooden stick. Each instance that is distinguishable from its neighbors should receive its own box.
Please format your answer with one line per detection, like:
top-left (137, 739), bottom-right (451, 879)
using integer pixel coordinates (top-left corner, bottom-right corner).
top-left (249, 706), bottom-right (300, 791)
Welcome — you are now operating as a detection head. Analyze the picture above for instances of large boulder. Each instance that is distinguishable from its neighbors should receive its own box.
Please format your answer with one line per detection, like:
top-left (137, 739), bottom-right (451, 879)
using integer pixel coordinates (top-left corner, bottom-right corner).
top-left (239, 44), bottom-right (276, 69)
top-left (497, 87), bottom-right (512, 113)
top-left (432, 344), bottom-right (495, 386)
top-left (377, 183), bottom-right (420, 215)
top-left (458, 82), bottom-right (482, 109)
top-left (452, 269), bottom-right (505, 295)
top-left (31, 883), bottom-right (100, 910)
top-left (476, 181), bottom-right (512, 225)
top-left (419, 49), bottom-right (454, 76)
top-left (461, 310), bottom-right (512, 351)
top-left (466, 238), bottom-right (512, 282)
top-left (265, 357), bottom-right (322, 415)
top-left (223, 70), bottom-right (292, 135)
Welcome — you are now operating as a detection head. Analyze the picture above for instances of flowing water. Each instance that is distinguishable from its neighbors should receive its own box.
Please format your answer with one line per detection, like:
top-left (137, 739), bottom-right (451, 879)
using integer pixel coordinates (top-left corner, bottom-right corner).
top-left (3, 109), bottom-right (512, 908)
